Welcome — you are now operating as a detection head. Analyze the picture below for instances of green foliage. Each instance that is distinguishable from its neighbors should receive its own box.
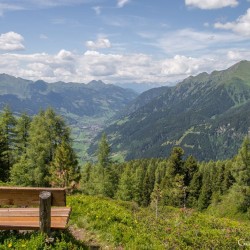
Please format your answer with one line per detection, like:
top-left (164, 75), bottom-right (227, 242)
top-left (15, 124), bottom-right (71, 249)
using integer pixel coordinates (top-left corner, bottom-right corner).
top-left (101, 61), bottom-right (250, 162)
top-left (0, 231), bottom-right (87, 249)
top-left (68, 194), bottom-right (250, 249)
top-left (80, 139), bottom-right (250, 219)
top-left (97, 133), bottom-right (111, 169)
top-left (49, 140), bottom-right (80, 188)
top-left (0, 107), bottom-right (81, 187)
top-left (0, 106), bottom-right (16, 181)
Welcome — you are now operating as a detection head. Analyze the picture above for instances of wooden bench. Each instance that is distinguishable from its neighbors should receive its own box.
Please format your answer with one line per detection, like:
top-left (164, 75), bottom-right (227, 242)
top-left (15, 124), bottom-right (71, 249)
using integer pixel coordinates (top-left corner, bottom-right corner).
top-left (0, 187), bottom-right (71, 232)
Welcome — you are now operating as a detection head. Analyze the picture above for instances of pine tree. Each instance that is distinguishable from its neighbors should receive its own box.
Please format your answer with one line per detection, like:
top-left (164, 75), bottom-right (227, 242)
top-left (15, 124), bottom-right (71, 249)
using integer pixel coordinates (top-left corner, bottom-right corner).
top-left (133, 164), bottom-right (145, 205)
top-left (198, 163), bottom-right (213, 210)
top-left (80, 162), bottom-right (93, 193)
top-left (187, 171), bottom-right (202, 208)
top-left (116, 164), bottom-right (134, 201)
top-left (232, 136), bottom-right (250, 212)
top-left (11, 108), bottom-right (73, 187)
top-left (183, 155), bottom-right (198, 186)
top-left (14, 113), bottom-right (31, 160)
top-left (96, 133), bottom-right (114, 196)
top-left (0, 106), bottom-right (16, 181)
top-left (49, 140), bottom-right (80, 188)
top-left (97, 133), bottom-right (111, 169)
top-left (161, 147), bottom-right (185, 206)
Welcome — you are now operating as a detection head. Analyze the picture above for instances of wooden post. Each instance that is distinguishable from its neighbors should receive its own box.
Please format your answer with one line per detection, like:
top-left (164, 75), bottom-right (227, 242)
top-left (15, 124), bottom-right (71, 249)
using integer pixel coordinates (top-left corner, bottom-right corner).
top-left (39, 191), bottom-right (51, 235)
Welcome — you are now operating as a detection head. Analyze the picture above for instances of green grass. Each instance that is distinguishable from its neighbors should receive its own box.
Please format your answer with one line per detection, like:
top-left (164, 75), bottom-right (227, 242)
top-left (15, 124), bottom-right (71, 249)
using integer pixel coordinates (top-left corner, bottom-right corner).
top-left (0, 231), bottom-right (87, 249)
top-left (68, 194), bottom-right (250, 249)
top-left (1, 194), bottom-right (250, 249)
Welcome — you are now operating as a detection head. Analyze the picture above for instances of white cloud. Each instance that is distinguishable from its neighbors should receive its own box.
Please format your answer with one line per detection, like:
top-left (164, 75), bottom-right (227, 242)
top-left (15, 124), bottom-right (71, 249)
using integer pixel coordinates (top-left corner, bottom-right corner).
top-left (117, 0), bottom-right (130, 8)
top-left (227, 49), bottom-right (250, 61)
top-left (0, 3), bottom-right (24, 16)
top-left (0, 32), bottom-right (25, 51)
top-left (214, 8), bottom-right (250, 36)
top-left (93, 6), bottom-right (101, 15)
top-left (0, 1), bottom-right (92, 15)
top-left (185, 0), bottom-right (238, 9)
top-left (56, 49), bottom-right (75, 60)
top-left (157, 28), bottom-right (248, 56)
top-left (0, 46), bottom-right (250, 85)
top-left (40, 34), bottom-right (48, 39)
top-left (85, 38), bottom-right (111, 50)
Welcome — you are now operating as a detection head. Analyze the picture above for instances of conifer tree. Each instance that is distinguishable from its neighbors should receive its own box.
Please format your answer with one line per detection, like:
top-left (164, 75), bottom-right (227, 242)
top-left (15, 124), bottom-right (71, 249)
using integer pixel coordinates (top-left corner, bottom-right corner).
top-left (116, 164), bottom-right (134, 201)
top-left (14, 113), bottom-right (31, 160)
top-left (183, 155), bottom-right (198, 186)
top-left (161, 147), bottom-right (185, 206)
top-left (133, 164), bottom-right (145, 205)
top-left (0, 106), bottom-right (16, 181)
top-left (187, 171), bottom-right (202, 208)
top-left (97, 133), bottom-right (111, 169)
top-left (49, 140), bottom-right (80, 188)
top-left (198, 163), bottom-right (213, 210)
top-left (232, 136), bottom-right (250, 212)
top-left (11, 108), bottom-right (73, 187)
top-left (142, 162), bottom-right (156, 206)
top-left (96, 133), bottom-right (114, 196)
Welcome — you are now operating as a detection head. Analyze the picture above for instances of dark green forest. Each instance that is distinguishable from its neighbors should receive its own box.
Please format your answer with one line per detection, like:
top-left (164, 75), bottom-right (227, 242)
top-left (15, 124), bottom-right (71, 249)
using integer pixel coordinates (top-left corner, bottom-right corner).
top-left (0, 106), bottom-right (249, 220)
top-left (0, 106), bottom-right (80, 187)
top-left (0, 107), bottom-right (250, 248)
top-left (82, 133), bottom-right (250, 220)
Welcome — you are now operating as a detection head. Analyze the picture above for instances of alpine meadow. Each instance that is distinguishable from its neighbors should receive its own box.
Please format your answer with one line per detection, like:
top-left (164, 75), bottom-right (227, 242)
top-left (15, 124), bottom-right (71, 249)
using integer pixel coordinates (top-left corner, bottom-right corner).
top-left (1, 0), bottom-right (250, 249)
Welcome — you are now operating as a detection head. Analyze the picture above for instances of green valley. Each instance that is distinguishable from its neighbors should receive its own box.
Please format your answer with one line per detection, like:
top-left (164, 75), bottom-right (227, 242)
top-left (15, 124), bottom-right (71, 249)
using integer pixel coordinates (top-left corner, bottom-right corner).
top-left (99, 60), bottom-right (250, 161)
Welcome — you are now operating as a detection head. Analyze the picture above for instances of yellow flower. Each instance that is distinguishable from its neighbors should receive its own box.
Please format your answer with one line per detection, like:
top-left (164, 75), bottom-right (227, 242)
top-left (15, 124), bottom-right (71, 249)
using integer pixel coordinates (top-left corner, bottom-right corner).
top-left (8, 243), bottom-right (12, 248)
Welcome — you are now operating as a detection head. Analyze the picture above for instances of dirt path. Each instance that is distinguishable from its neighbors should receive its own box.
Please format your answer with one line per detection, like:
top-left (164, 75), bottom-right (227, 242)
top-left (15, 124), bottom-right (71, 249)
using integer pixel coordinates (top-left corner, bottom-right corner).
top-left (69, 225), bottom-right (123, 250)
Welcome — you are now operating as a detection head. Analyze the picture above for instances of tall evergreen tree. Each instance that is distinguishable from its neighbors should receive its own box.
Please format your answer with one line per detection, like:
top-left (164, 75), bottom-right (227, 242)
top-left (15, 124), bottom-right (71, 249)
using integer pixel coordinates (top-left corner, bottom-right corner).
top-left (96, 133), bottom-right (114, 196)
top-left (0, 106), bottom-right (16, 181)
top-left (97, 133), bottom-right (111, 169)
top-left (14, 113), bottom-right (31, 160)
top-left (232, 136), bottom-right (250, 213)
top-left (11, 108), bottom-right (73, 187)
top-left (49, 140), bottom-right (80, 188)
top-left (116, 164), bottom-right (134, 201)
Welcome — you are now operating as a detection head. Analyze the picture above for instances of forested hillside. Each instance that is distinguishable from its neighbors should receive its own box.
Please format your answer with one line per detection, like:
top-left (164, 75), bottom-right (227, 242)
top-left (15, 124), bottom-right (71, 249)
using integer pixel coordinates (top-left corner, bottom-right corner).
top-left (0, 107), bottom-right (249, 248)
top-left (0, 74), bottom-right (137, 117)
top-left (0, 74), bottom-right (138, 162)
top-left (98, 60), bottom-right (250, 161)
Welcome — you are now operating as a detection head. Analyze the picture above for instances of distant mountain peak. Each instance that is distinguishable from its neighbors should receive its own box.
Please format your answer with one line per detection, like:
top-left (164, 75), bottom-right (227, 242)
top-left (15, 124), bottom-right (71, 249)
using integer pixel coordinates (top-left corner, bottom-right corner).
top-left (87, 80), bottom-right (106, 88)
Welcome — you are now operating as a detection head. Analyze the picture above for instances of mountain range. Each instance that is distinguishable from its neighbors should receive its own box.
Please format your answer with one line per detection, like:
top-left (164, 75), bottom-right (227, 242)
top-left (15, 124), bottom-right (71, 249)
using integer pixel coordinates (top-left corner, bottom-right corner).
top-left (1, 60), bottom-right (250, 162)
top-left (95, 60), bottom-right (250, 161)
top-left (0, 75), bottom-right (137, 118)
top-left (0, 75), bottom-right (137, 162)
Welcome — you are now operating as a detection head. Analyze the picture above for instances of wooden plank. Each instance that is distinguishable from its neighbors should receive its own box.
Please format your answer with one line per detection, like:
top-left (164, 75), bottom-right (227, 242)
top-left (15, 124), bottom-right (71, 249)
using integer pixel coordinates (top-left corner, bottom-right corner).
top-left (0, 208), bottom-right (71, 230)
top-left (0, 187), bottom-right (66, 206)
top-left (0, 207), bottom-right (71, 217)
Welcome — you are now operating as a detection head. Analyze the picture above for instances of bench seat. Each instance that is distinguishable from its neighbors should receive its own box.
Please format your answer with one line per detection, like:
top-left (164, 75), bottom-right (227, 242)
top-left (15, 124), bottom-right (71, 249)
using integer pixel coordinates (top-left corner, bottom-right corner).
top-left (0, 207), bottom-right (71, 230)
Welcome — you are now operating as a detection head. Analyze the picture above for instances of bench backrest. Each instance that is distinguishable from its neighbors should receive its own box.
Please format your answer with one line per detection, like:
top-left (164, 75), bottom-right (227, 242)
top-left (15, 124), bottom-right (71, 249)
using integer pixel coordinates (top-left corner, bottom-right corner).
top-left (0, 187), bottom-right (66, 206)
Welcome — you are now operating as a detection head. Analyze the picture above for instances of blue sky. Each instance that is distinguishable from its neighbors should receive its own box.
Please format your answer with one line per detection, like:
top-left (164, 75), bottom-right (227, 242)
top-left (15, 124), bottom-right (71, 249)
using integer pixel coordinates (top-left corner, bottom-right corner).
top-left (0, 0), bottom-right (250, 85)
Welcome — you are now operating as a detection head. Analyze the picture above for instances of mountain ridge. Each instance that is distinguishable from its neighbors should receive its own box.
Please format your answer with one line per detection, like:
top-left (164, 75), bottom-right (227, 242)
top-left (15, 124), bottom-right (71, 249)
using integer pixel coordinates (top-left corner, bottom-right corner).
top-left (0, 74), bottom-right (137, 117)
top-left (96, 60), bottom-right (250, 161)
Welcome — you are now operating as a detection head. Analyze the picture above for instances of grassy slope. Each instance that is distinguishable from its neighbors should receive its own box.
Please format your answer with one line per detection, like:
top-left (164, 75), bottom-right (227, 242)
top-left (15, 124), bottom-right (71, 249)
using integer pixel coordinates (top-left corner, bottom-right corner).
top-left (1, 194), bottom-right (249, 249)
top-left (68, 195), bottom-right (250, 249)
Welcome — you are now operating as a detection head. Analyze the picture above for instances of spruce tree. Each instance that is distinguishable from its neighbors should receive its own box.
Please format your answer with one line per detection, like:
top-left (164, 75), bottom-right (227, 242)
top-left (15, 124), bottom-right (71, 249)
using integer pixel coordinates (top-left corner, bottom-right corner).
top-left (0, 106), bottom-right (16, 181)
top-left (14, 113), bottom-right (31, 160)
top-left (96, 133), bottom-right (114, 196)
top-left (116, 164), bottom-right (134, 201)
top-left (232, 136), bottom-right (250, 212)
top-left (49, 140), bottom-right (80, 188)
top-left (11, 108), bottom-right (73, 187)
